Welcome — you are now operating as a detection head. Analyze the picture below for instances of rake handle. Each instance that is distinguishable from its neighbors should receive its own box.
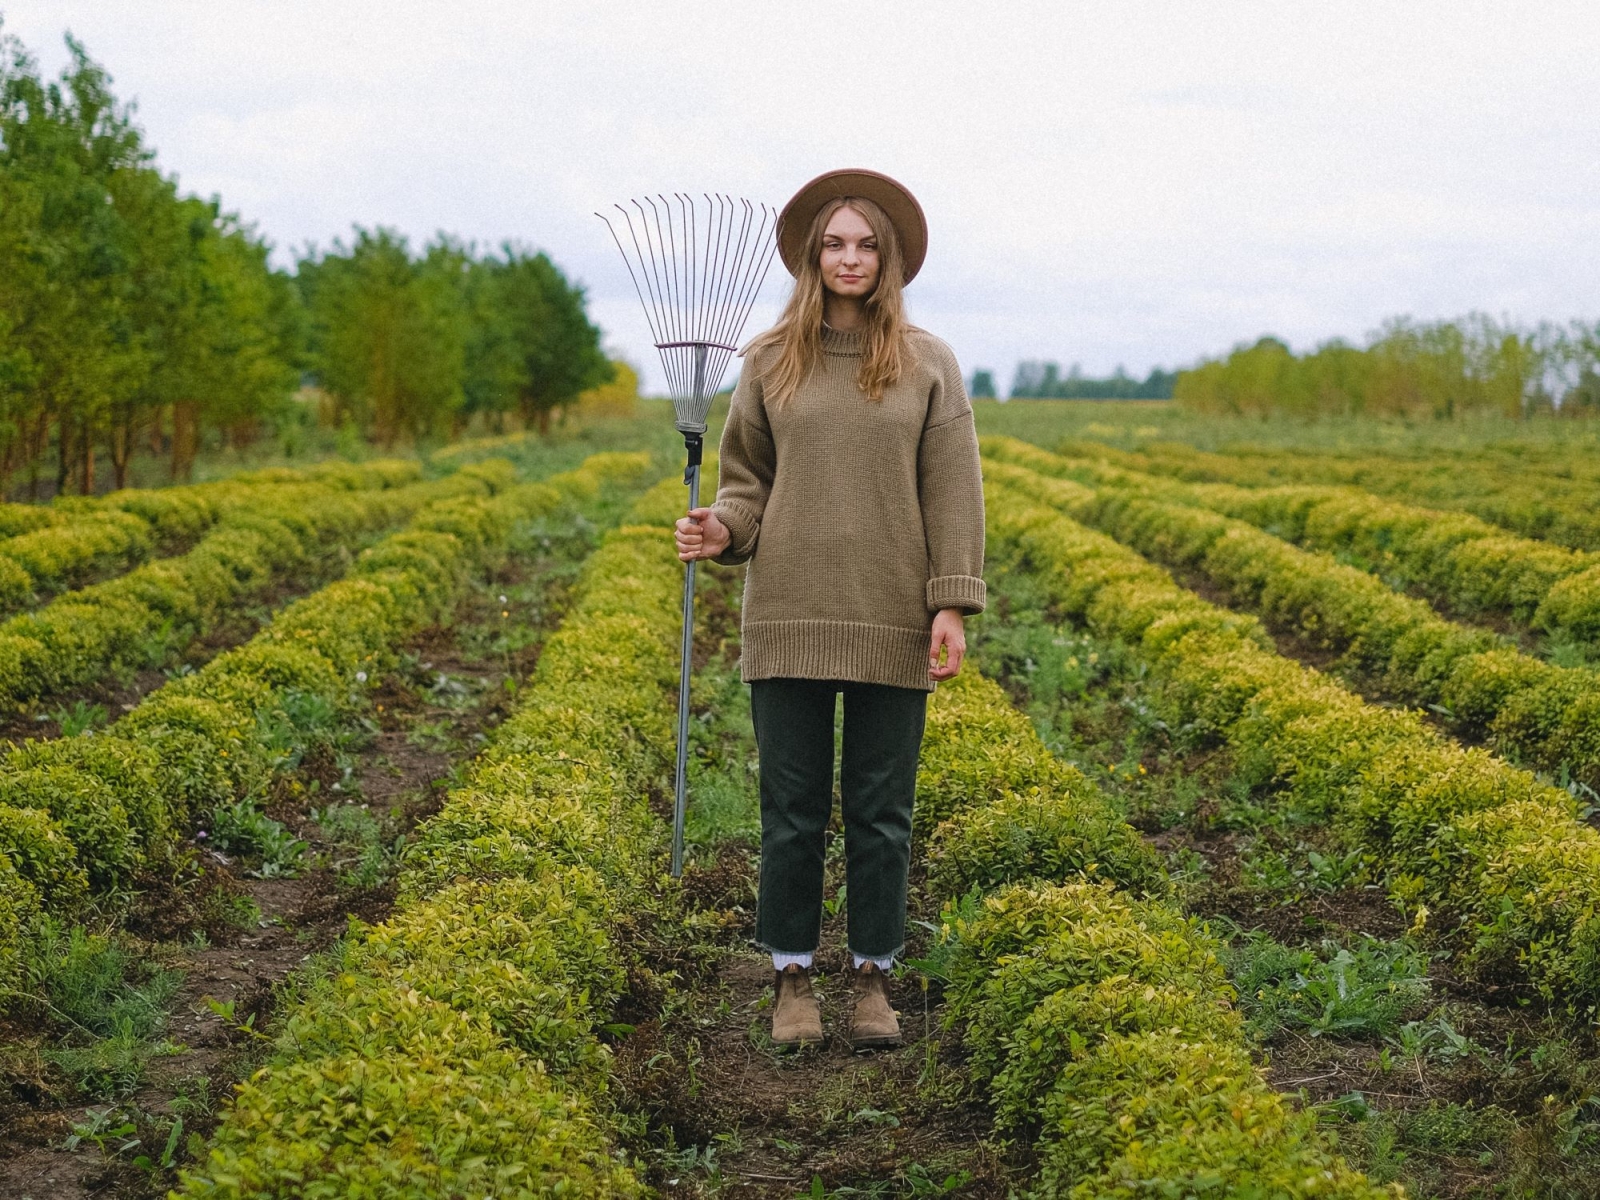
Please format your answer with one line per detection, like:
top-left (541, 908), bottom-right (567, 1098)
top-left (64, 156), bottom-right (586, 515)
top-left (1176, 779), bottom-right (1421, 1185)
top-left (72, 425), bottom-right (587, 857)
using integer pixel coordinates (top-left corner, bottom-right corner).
top-left (671, 435), bottom-right (703, 878)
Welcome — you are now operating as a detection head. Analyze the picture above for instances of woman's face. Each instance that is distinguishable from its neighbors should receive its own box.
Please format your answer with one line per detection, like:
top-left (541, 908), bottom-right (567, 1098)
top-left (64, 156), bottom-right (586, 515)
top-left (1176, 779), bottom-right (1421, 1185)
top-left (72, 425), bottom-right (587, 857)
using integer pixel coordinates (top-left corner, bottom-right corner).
top-left (819, 205), bottom-right (879, 299)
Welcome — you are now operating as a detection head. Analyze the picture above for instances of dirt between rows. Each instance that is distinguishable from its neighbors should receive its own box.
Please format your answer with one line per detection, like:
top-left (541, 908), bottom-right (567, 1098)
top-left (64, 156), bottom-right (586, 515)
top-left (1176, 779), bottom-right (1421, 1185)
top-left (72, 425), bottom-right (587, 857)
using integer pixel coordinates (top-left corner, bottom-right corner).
top-left (0, 550), bottom-right (566, 1200)
top-left (612, 846), bottom-right (1011, 1199)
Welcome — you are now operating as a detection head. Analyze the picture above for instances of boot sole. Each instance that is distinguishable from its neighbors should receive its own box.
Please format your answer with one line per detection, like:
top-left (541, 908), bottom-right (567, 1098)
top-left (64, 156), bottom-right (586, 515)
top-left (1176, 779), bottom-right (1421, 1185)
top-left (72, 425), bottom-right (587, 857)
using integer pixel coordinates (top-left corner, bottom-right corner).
top-left (848, 1033), bottom-right (903, 1050)
top-left (772, 1033), bottom-right (822, 1049)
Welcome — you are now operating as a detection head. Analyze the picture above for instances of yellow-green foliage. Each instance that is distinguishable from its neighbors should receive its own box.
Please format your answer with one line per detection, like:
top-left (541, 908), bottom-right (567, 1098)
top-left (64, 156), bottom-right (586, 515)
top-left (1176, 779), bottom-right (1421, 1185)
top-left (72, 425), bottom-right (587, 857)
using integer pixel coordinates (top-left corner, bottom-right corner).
top-left (984, 466), bottom-right (1600, 1013)
top-left (0, 510), bottom-right (153, 594)
top-left (0, 453), bottom-right (654, 960)
top-left (0, 851), bottom-right (40, 993)
top-left (1050, 435), bottom-right (1600, 553)
top-left (0, 458), bottom-right (424, 614)
top-left (0, 469), bottom-right (491, 712)
top-left (996, 434), bottom-right (1600, 652)
top-left (916, 643), bottom-right (1387, 1193)
top-left (985, 438), bottom-right (1600, 787)
top-left (179, 465), bottom-right (672, 1199)
top-left (0, 804), bottom-right (85, 909)
top-left (921, 671), bottom-right (1162, 896)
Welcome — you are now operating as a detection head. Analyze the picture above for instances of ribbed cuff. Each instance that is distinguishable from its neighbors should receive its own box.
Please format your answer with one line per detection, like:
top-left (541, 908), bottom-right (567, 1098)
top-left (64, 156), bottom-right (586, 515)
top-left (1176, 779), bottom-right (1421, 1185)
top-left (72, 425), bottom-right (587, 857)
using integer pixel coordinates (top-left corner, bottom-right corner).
top-left (710, 499), bottom-right (760, 566)
top-left (927, 574), bottom-right (987, 614)
top-left (741, 620), bottom-right (935, 691)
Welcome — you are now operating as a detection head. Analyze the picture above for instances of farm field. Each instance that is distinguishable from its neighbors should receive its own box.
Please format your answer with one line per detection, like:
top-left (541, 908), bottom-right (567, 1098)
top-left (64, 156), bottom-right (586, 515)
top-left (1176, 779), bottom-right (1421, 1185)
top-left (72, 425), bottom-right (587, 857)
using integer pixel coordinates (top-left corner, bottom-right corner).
top-left (0, 403), bottom-right (1597, 1198)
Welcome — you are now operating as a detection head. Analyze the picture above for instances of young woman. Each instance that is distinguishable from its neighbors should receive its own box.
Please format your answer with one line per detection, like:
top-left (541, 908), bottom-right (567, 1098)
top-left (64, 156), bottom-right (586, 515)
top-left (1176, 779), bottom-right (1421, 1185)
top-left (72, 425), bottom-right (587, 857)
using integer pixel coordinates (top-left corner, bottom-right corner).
top-left (673, 168), bottom-right (985, 1050)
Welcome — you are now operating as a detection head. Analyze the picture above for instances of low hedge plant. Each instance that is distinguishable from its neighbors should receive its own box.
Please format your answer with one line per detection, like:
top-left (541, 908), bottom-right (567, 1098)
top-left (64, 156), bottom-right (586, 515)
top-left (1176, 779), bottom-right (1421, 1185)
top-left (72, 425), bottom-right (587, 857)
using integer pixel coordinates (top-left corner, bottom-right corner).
top-left (0, 453), bottom-right (654, 997)
top-left (917, 645), bottom-right (1389, 1194)
top-left (983, 438), bottom-right (1600, 788)
top-left (983, 462), bottom-right (1600, 1014)
top-left (179, 469), bottom-right (679, 1198)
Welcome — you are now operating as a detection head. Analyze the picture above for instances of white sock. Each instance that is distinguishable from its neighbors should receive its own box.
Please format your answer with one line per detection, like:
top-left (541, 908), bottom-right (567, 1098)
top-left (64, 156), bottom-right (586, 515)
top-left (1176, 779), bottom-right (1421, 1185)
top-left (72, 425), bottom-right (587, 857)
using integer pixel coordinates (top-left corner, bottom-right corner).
top-left (772, 951), bottom-right (813, 971)
top-left (852, 952), bottom-right (894, 972)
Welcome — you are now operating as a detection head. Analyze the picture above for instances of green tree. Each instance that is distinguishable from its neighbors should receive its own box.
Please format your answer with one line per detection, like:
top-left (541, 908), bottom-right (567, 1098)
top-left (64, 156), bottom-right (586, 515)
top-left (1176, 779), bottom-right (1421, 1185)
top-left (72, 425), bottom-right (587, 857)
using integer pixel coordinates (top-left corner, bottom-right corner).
top-left (483, 245), bottom-right (609, 434)
top-left (300, 228), bottom-right (466, 446)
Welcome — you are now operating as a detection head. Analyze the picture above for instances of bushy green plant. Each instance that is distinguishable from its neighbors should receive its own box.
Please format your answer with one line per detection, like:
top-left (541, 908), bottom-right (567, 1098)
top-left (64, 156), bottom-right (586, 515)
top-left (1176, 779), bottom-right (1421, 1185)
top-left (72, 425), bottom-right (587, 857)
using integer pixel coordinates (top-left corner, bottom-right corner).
top-left (981, 458), bottom-right (1600, 1014)
top-left (178, 457), bottom-right (664, 1197)
top-left (987, 436), bottom-right (1600, 784)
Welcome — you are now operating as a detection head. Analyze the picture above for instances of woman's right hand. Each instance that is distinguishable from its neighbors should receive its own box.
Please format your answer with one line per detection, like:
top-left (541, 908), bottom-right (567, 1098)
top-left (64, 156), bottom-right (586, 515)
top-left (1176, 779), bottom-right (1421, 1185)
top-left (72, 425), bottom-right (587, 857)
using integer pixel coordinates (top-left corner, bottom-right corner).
top-left (674, 507), bottom-right (732, 562)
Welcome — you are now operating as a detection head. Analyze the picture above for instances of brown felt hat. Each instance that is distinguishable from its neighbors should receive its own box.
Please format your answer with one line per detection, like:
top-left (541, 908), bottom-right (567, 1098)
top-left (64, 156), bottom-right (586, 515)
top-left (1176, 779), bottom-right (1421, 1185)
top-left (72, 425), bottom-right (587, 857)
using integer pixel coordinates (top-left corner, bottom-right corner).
top-left (777, 168), bottom-right (928, 285)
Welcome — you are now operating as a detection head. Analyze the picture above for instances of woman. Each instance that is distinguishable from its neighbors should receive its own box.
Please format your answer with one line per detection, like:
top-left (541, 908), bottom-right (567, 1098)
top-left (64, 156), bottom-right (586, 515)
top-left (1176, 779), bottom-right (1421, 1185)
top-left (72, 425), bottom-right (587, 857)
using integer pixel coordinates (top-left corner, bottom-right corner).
top-left (674, 168), bottom-right (985, 1050)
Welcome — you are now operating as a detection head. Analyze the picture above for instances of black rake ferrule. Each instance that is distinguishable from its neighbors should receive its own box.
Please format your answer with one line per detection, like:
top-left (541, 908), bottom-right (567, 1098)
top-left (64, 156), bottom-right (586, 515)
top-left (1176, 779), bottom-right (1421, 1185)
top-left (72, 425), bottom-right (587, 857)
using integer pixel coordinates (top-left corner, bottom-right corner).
top-left (683, 432), bottom-right (703, 484)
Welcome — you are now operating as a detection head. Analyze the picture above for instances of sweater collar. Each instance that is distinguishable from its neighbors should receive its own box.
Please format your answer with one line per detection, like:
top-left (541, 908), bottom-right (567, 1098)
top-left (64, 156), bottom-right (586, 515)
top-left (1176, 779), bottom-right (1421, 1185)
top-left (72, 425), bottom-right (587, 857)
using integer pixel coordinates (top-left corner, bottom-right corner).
top-left (821, 324), bottom-right (865, 357)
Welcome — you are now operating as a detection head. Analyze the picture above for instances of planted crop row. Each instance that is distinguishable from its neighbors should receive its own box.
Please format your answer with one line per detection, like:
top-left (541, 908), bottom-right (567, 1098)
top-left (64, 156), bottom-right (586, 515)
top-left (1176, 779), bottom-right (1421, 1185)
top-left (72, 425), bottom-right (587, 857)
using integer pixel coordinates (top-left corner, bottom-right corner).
top-left (981, 466), bottom-right (1600, 1017)
top-left (989, 435), bottom-right (1600, 654)
top-left (1053, 437), bottom-right (1600, 552)
top-left (0, 461), bottom-right (514, 714)
top-left (0, 458), bottom-right (424, 610)
top-left (0, 453), bottom-right (654, 996)
top-left (917, 672), bottom-right (1390, 1196)
top-left (983, 439), bottom-right (1600, 789)
top-left (176, 472), bottom-right (688, 1198)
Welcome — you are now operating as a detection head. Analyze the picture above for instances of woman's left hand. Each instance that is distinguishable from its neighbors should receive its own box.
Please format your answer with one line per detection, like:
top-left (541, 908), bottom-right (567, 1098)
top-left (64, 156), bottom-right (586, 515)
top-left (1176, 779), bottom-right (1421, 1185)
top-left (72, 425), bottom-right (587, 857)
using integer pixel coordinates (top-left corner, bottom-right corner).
top-left (929, 608), bottom-right (966, 681)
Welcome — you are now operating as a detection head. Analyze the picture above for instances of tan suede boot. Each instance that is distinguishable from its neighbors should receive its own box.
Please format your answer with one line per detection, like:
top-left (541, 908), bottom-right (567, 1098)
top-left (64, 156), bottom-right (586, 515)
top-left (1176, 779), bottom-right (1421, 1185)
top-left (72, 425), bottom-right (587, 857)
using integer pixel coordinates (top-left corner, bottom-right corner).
top-left (849, 962), bottom-right (902, 1049)
top-left (771, 964), bottom-right (823, 1048)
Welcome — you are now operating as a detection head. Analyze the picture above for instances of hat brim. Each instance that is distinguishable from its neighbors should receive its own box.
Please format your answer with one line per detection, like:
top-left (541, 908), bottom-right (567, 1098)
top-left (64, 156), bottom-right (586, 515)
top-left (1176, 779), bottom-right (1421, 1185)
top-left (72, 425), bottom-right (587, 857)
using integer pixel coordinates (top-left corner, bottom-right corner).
top-left (776, 168), bottom-right (928, 285)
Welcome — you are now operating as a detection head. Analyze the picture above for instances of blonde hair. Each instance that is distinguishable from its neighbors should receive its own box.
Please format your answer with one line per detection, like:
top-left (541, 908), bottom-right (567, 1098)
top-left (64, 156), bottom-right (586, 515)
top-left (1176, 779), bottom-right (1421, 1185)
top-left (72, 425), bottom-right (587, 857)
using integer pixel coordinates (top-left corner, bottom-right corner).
top-left (747, 197), bottom-right (910, 407)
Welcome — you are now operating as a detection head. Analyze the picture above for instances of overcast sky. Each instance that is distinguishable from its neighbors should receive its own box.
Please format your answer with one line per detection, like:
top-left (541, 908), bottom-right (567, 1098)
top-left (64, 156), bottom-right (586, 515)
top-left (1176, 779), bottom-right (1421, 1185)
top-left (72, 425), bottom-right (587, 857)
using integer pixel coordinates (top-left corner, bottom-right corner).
top-left (5, 1), bottom-right (1598, 392)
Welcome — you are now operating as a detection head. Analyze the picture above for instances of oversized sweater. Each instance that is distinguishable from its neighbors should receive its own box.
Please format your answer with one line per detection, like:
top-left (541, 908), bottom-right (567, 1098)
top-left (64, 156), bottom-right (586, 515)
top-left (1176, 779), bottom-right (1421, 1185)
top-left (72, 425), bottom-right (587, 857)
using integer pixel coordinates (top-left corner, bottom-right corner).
top-left (710, 325), bottom-right (985, 692)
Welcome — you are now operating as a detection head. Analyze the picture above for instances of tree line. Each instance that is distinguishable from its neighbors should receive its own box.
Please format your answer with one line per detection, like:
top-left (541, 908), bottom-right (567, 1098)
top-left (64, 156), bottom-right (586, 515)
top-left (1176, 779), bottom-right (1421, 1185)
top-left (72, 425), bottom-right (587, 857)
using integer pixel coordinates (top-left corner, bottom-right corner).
top-left (1175, 315), bottom-right (1600, 419)
top-left (0, 26), bottom-right (609, 495)
top-left (966, 364), bottom-right (1176, 401)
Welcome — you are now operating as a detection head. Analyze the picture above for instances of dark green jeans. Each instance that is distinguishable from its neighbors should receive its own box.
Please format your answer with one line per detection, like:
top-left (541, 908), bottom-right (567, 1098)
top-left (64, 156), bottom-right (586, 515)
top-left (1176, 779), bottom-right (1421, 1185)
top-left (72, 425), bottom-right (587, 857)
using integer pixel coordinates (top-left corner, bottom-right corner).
top-left (750, 677), bottom-right (928, 959)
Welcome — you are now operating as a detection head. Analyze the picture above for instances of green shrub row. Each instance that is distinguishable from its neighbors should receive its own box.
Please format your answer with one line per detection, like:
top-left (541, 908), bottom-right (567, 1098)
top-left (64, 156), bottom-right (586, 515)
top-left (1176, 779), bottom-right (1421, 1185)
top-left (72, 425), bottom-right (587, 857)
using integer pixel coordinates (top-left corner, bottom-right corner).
top-left (917, 669), bottom-right (1390, 1196)
top-left (983, 437), bottom-right (1600, 788)
top-left (0, 462), bottom-right (518, 714)
top-left (1052, 436), bottom-right (1600, 553)
top-left (981, 462), bottom-right (1600, 1016)
top-left (0, 453), bottom-right (652, 999)
top-left (0, 458), bottom-right (426, 611)
top-left (177, 470), bottom-right (686, 1198)
top-left (991, 435), bottom-right (1600, 654)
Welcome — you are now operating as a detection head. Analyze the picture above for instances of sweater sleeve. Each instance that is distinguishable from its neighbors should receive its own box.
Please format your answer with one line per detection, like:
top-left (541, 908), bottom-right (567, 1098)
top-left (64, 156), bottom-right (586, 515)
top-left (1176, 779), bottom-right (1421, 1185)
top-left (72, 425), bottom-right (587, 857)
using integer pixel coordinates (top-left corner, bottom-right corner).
top-left (918, 341), bottom-right (987, 614)
top-left (709, 360), bottom-right (774, 567)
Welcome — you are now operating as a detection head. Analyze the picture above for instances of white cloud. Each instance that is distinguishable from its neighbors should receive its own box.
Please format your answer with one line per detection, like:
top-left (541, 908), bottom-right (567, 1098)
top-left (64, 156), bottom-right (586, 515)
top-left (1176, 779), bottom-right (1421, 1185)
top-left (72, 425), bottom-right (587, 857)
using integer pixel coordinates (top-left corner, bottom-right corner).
top-left (6, 0), bottom-right (1598, 389)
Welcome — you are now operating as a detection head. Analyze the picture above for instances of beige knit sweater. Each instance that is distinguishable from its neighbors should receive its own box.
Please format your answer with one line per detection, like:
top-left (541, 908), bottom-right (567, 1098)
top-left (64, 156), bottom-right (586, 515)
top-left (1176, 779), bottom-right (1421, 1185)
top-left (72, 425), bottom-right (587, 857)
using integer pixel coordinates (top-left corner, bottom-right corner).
top-left (710, 325), bottom-right (985, 692)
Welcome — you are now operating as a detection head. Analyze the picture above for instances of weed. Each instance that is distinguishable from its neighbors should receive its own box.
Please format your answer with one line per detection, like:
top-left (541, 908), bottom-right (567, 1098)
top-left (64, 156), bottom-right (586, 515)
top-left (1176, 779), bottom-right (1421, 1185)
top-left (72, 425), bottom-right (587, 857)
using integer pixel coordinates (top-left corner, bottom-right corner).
top-left (313, 801), bottom-right (405, 890)
top-left (208, 798), bottom-right (307, 877)
top-left (50, 698), bottom-right (109, 736)
top-left (23, 920), bottom-right (182, 1097)
top-left (1229, 932), bottom-right (1430, 1039)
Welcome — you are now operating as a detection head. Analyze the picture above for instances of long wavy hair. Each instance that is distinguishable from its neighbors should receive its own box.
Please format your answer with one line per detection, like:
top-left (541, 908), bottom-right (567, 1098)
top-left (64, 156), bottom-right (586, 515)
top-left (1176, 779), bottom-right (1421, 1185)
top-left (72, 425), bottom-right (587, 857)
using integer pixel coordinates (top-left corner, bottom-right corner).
top-left (747, 196), bottom-right (910, 407)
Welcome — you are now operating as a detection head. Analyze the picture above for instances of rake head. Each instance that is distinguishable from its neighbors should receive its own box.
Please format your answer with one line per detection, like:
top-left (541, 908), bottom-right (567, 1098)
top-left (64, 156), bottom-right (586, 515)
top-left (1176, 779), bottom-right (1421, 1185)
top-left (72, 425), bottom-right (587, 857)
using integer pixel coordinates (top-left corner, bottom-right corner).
top-left (597, 193), bottom-right (779, 435)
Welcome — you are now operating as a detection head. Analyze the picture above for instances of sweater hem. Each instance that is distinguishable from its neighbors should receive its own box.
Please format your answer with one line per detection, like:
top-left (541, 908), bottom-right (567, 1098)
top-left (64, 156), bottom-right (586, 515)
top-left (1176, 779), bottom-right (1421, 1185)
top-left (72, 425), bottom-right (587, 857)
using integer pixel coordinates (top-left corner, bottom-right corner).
top-left (741, 620), bottom-right (934, 692)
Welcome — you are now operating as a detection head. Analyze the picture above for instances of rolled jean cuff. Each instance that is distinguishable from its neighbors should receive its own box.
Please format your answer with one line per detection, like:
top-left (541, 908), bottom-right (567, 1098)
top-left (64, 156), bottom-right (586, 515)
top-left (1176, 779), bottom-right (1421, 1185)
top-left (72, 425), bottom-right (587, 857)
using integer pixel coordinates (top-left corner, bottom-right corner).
top-left (850, 946), bottom-right (903, 966)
